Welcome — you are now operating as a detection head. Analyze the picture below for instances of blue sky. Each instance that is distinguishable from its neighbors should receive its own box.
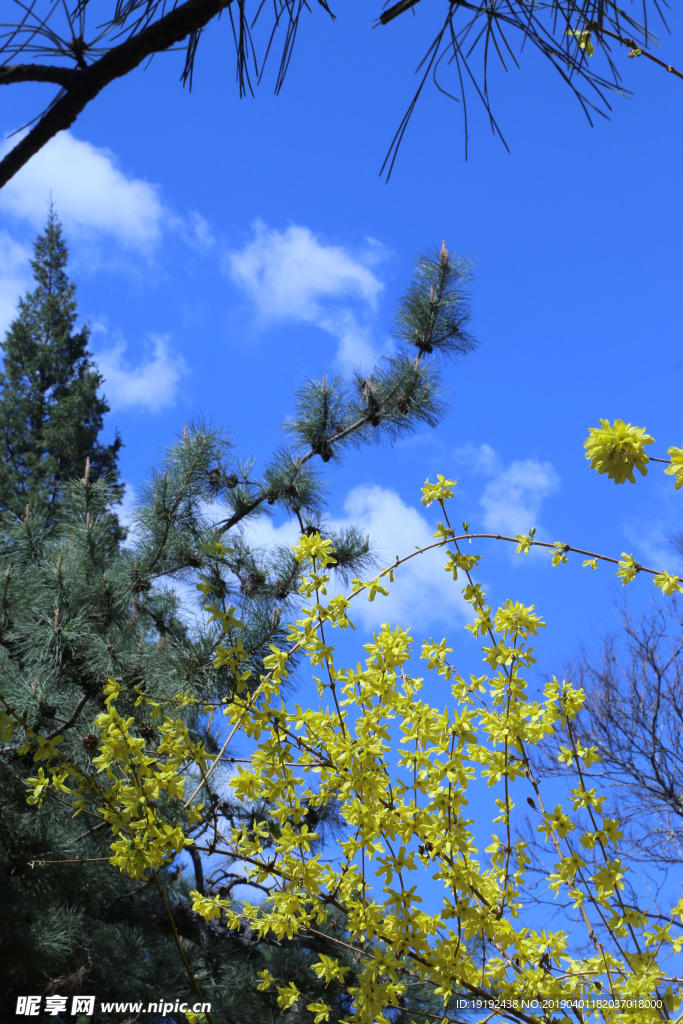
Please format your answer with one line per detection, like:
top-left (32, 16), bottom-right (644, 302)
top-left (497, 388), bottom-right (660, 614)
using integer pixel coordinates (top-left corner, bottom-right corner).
top-left (1, 0), bottom-right (683, 687)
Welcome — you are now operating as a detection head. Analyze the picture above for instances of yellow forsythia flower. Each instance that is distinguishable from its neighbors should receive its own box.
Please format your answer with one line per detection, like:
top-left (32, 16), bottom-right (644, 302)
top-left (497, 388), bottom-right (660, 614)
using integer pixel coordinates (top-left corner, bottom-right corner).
top-left (307, 1002), bottom-right (331, 1023)
top-left (421, 475), bottom-right (456, 506)
top-left (26, 767), bottom-right (50, 806)
top-left (276, 982), bottom-right (300, 1010)
top-left (653, 571), bottom-right (683, 596)
top-left (566, 28), bottom-right (595, 55)
top-left (616, 553), bottom-right (640, 585)
top-left (293, 533), bottom-right (337, 566)
top-left (665, 446), bottom-right (683, 490)
top-left (584, 419), bottom-right (654, 484)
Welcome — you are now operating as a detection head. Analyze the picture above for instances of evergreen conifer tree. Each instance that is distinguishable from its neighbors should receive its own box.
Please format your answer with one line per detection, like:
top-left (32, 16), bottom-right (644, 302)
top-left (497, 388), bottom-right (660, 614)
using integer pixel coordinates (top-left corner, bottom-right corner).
top-left (0, 243), bottom-right (476, 1022)
top-left (0, 207), bottom-right (122, 515)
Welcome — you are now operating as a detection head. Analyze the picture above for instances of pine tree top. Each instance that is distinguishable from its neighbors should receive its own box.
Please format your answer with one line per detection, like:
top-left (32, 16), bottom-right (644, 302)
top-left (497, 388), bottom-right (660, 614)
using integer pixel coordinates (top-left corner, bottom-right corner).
top-left (0, 209), bottom-right (123, 514)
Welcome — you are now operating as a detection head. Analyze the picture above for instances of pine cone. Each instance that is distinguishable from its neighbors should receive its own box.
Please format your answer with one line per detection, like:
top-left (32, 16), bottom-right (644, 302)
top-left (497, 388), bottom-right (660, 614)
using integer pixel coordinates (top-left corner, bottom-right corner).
top-left (132, 575), bottom-right (152, 593)
top-left (139, 721), bottom-right (155, 740)
top-left (318, 442), bottom-right (333, 463)
top-left (241, 571), bottom-right (265, 597)
top-left (40, 704), bottom-right (57, 719)
top-left (82, 734), bottom-right (99, 751)
top-left (225, 474), bottom-right (239, 489)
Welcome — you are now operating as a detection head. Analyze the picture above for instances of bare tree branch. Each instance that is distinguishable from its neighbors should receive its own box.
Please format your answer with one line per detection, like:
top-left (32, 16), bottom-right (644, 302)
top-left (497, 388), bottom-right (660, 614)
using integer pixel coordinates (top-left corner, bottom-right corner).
top-left (0, 0), bottom-right (233, 189)
top-left (542, 600), bottom-right (683, 868)
top-left (0, 64), bottom-right (77, 87)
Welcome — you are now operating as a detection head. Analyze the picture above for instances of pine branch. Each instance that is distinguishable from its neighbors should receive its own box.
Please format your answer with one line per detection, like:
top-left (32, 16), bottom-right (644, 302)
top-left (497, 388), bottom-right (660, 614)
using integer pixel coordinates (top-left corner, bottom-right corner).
top-left (0, 64), bottom-right (78, 86)
top-left (0, 0), bottom-right (233, 190)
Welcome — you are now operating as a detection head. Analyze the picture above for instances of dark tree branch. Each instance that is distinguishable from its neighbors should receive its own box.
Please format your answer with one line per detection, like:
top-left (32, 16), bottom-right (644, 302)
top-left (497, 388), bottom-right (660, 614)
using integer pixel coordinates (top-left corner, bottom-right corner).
top-left (0, 0), bottom-right (674, 189)
top-left (189, 845), bottom-right (205, 896)
top-left (0, 692), bottom-right (90, 755)
top-left (542, 602), bottom-right (683, 866)
top-left (0, 0), bottom-right (233, 190)
top-left (214, 415), bottom-right (373, 536)
top-left (0, 64), bottom-right (78, 87)
top-left (380, 0), bottom-right (423, 26)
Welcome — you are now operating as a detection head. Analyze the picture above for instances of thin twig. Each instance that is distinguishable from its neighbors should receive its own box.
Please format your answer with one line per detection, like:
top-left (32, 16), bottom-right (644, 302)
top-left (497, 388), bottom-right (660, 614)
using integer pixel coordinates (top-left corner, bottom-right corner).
top-left (589, 23), bottom-right (683, 81)
top-left (152, 869), bottom-right (216, 1024)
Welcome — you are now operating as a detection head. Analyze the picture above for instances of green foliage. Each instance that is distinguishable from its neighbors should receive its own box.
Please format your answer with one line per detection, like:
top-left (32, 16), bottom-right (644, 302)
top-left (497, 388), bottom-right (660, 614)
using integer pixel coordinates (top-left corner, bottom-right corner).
top-left (285, 245), bottom-right (473, 462)
top-left (0, 208), bottom-right (122, 515)
top-left (392, 242), bottom-right (475, 363)
top-left (0, 238), bottom-right (479, 1021)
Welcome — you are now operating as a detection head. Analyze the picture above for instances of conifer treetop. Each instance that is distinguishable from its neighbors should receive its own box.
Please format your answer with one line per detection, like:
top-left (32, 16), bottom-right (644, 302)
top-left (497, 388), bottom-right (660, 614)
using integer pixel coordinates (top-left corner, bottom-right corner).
top-left (0, 209), bottom-right (122, 514)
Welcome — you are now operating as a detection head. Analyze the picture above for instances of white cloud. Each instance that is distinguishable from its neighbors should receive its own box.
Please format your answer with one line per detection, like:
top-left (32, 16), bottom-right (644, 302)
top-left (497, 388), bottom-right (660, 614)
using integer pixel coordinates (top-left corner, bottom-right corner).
top-left (240, 485), bottom-right (467, 630)
top-left (333, 486), bottom-right (469, 629)
top-left (479, 459), bottom-right (561, 536)
top-left (225, 221), bottom-right (386, 370)
top-left (242, 514), bottom-right (301, 551)
top-left (227, 221), bottom-right (383, 316)
top-left (0, 232), bottom-right (31, 336)
top-left (0, 132), bottom-right (164, 251)
top-left (94, 334), bottom-right (187, 413)
top-left (185, 211), bottom-right (216, 251)
top-left (453, 442), bottom-right (502, 477)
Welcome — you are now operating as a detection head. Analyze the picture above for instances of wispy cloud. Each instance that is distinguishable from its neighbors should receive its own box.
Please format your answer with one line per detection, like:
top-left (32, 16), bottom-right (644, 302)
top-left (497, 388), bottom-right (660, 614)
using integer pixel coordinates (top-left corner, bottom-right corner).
top-left (94, 334), bottom-right (187, 413)
top-left (181, 211), bottom-right (217, 252)
top-left (480, 459), bottom-right (561, 536)
top-left (453, 441), bottom-right (560, 540)
top-left (116, 483), bottom-right (139, 550)
top-left (452, 441), bottom-right (502, 476)
top-left (224, 221), bottom-right (387, 370)
top-left (622, 518), bottom-right (683, 575)
top-left (0, 132), bottom-right (165, 252)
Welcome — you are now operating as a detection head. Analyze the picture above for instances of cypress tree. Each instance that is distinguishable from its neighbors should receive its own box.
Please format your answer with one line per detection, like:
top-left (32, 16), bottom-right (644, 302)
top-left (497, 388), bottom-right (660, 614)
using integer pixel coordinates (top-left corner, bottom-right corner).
top-left (0, 207), bottom-right (122, 515)
top-left (0, 243), bottom-right (477, 1022)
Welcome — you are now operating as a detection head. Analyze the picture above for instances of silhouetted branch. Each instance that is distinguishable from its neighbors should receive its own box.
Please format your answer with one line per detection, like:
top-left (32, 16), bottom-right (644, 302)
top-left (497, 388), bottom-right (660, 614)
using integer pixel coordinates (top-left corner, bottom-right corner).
top-left (0, 0), bottom-right (232, 189)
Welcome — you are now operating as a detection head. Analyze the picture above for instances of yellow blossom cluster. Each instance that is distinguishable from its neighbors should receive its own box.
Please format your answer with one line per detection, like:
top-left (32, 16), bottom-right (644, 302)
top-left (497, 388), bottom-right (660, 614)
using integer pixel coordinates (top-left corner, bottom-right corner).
top-left (12, 424), bottom-right (683, 1023)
